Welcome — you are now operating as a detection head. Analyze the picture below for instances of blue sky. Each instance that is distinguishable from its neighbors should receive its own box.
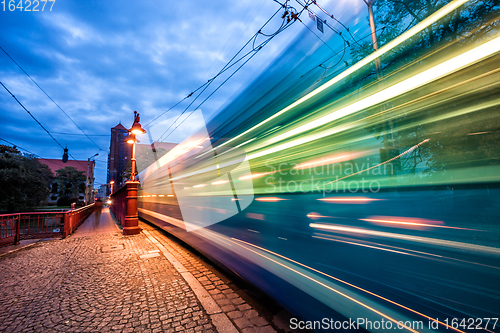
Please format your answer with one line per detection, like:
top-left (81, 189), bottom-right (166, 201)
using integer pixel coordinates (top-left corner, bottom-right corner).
top-left (0, 0), bottom-right (366, 186)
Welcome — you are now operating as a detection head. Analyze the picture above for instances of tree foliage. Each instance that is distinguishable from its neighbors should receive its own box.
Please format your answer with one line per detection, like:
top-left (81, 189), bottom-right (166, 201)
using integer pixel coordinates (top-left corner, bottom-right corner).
top-left (54, 166), bottom-right (86, 199)
top-left (0, 145), bottom-right (54, 212)
top-left (344, 0), bottom-right (500, 180)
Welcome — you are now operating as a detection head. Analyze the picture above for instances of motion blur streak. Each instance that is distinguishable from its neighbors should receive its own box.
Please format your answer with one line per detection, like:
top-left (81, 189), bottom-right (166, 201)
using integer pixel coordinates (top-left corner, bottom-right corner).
top-left (225, 238), bottom-right (421, 333)
top-left (214, 0), bottom-right (471, 150)
top-left (230, 237), bottom-right (465, 333)
top-left (293, 151), bottom-right (370, 169)
top-left (360, 217), bottom-right (481, 230)
top-left (137, 3), bottom-right (500, 331)
top-left (254, 197), bottom-right (287, 202)
top-left (318, 197), bottom-right (383, 203)
top-left (309, 223), bottom-right (500, 255)
top-left (266, 34), bottom-right (500, 146)
top-left (313, 233), bottom-right (500, 271)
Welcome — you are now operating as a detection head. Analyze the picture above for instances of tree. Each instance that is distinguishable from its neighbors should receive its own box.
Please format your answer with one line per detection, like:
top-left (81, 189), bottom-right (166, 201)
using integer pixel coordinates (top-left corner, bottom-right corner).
top-left (54, 166), bottom-right (86, 200)
top-left (344, 0), bottom-right (500, 181)
top-left (0, 145), bottom-right (54, 212)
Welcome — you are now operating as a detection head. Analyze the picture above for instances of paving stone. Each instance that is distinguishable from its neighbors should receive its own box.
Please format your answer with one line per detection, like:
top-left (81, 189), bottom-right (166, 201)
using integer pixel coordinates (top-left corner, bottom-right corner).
top-left (0, 216), bottom-right (282, 333)
top-left (0, 224), bottom-right (214, 333)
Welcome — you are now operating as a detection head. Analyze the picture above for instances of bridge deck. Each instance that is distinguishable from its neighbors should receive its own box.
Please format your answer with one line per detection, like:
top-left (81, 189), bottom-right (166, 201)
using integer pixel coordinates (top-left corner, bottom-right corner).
top-left (0, 210), bottom-right (280, 333)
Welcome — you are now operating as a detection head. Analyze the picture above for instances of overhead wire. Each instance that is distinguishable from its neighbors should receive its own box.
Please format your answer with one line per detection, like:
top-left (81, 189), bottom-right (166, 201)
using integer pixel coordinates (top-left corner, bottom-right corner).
top-left (151, 4), bottom-right (287, 139)
top-left (0, 137), bottom-right (98, 183)
top-left (0, 46), bottom-right (105, 151)
top-left (156, 0), bottom-right (305, 143)
top-left (0, 81), bottom-right (86, 168)
top-left (0, 137), bottom-right (41, 157)
top-left (51, 132), bottom-right (110, 137)
top-left (145, 4), bottom-right (289, 130)
top-left (160, 50), bottom-right (262, 142)
top-left (310, 0), bottom-right (363, 46)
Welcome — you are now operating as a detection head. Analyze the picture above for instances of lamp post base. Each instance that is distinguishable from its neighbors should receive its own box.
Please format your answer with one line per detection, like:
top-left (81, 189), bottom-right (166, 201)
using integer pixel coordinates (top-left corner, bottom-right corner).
top-left (123, 181), bottom-right (141, 235)
top-left (123, 224), bottom-right (141, 235)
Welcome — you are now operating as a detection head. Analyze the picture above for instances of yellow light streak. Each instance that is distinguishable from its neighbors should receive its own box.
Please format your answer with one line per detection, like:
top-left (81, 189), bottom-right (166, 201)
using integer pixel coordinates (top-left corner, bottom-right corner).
top-left (230, 237), bottom-right (465, 333)
top-left (216, 0), bottom-right (471, 150)
top-left (267, 35), bottom-right (500, 145)
top-left (254, 197), bottom-right (287, 202)
top-left (238, 172), bottom-right (272, 180)
top-left (211, 180), bottom-right (229, 185)
top-left (309, 223), bottom-right (500, 255)
top-left (318, 197), bottom-right (382, 203)
top-left (360, 217), bottom-right (481, 231)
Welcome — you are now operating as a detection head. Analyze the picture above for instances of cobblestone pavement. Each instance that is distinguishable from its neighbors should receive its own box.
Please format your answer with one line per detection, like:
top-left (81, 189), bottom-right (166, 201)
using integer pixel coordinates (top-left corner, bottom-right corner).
top-left (141, 223), bottom-right (277, 333)
top-left (0, 214), bottom-right (279, 333)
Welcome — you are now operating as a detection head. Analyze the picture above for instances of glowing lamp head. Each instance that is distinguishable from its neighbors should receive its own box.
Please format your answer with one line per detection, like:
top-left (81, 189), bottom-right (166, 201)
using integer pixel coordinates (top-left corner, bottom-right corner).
top-left (126, 138), bottom-right (136, 144)
top-left (130, 122), bottom-right (146, 135)
top-left (110, 180), bottom-right (114, 185)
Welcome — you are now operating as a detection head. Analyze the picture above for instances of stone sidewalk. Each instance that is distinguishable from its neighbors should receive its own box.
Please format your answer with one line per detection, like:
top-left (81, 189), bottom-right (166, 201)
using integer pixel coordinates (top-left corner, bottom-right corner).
top-left (0, 210), bottom-right (280, 333)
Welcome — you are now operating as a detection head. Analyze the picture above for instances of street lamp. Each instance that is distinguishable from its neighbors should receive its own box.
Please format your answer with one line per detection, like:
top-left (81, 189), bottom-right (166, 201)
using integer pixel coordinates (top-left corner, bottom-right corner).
top-left (109, 180), bottom-right (115, 195)
top-left (85, 153), bottom-right (99, 205)
top-left (117, 111), bottom-right (145, 236)
top-left (126, 111), bottom-right (146, 181)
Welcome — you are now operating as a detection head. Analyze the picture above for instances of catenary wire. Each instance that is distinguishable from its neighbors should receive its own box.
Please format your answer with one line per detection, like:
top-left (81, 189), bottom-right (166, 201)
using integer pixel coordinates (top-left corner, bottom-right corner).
top-left (0, 81), bottom-right (86, 169)
top-left (0, 46), bottom-right (104, 151)
top-left (156, 1), bottom-right (303, 143)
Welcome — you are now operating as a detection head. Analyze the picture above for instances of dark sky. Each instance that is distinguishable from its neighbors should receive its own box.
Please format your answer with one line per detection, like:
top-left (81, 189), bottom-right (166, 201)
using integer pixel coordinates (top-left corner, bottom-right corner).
top-left (0, 0), bottom-right (365, 186)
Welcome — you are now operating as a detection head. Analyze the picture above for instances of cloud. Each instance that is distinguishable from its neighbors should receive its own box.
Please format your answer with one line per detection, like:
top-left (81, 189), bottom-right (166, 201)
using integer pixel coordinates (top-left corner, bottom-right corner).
top-left (0, 0), bottom-right (364, 185)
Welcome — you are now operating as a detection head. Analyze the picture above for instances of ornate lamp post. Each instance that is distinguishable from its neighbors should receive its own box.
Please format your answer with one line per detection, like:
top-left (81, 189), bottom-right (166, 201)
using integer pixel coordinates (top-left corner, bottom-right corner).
top-left (122, 111), bottom-right (146, 235)
top-left (127, 111), bottom-right (146, 181)
top-left (85, 153), bottom-right (99, 205)
top-left (109, 180), bottom-right (115, 195)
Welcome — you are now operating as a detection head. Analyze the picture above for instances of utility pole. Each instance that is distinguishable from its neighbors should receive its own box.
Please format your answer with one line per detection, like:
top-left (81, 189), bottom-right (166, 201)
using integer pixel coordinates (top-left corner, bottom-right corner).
top-left (362, 0), bottom-right (400, 178)
top-left (363, 0), bottom-right (382, 78)
top-left (85, 153), bottom-right (99, 205)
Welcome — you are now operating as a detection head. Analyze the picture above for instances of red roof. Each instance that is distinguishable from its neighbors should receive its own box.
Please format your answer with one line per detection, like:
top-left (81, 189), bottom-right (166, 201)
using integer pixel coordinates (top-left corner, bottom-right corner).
top-left (38, 159), bottom-right (90, 175)
top-left (112, 123), bottom-right (128, 131)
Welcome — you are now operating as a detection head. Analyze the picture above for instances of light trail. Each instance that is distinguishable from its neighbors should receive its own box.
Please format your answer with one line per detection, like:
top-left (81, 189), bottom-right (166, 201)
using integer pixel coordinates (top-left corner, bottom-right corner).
top-left (318, 197), bottom-right (383, 203)
top-left (229, 237), bottom-right (466, 333)
top-left (309, 223), bottom-right (500, 255)
top-left (360, 217), bottom-right (481, 231)
top-left (137, 2), bottom-right (497, 188)
top-left (255, 197), bottom-right (287, 202)
top-left (138, 208), bottom-right (471, 333)
top-left (213, 0), bottom-right (471, 150)
top-left (238, 172), bottom-right (273, 180)
top-left (211, 180), bottom-right (229, 185)
top-left (314, 233), bottom-right (500, 270)
top-left (264, 35), bottom-right (500, 146)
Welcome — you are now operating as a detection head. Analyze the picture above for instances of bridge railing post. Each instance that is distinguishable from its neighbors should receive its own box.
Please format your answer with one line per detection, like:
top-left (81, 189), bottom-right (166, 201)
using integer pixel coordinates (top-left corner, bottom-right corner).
top-left (14, 213), bottom-right (21, 245)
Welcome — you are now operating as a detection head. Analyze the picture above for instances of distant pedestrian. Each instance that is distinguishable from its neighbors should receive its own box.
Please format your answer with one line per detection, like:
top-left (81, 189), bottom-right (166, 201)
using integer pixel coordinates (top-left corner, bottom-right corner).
top-left (94, 198), bottom-right (103, 227)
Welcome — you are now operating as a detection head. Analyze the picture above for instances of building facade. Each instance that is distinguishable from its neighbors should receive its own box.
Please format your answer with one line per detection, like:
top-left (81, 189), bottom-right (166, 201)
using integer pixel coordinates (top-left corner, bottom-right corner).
top-left (38, 159), bottom-right (94, 205)
top-left (107, 123), bottom-right (132, 192)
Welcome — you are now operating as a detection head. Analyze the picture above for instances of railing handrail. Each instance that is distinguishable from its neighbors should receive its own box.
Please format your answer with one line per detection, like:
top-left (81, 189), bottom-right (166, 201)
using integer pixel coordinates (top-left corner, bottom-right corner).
top-left (68, 203), bottom-right (95, 215)
top-left (0, 213), bottom-right (21, 218)
top-left (0, 203), bottom-right (96, 218)
top-left (0, 203), bottom-right (96, 248)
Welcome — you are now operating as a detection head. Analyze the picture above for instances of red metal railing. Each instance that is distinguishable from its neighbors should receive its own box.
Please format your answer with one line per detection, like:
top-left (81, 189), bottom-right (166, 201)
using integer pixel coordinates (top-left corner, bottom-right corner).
top-left (0, 204), bottom-right (95, 248)
top-left (0, 214), bottom-right (20, 248)
top-left (109, 184), bottom-right (127, 226)
top-left (63, 204), bottom-right (95, 238)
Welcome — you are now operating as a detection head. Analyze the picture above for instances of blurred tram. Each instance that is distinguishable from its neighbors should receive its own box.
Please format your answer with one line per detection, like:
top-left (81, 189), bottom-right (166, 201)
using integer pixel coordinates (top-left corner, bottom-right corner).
top-left (138, 1), bottom-right (500, 332)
